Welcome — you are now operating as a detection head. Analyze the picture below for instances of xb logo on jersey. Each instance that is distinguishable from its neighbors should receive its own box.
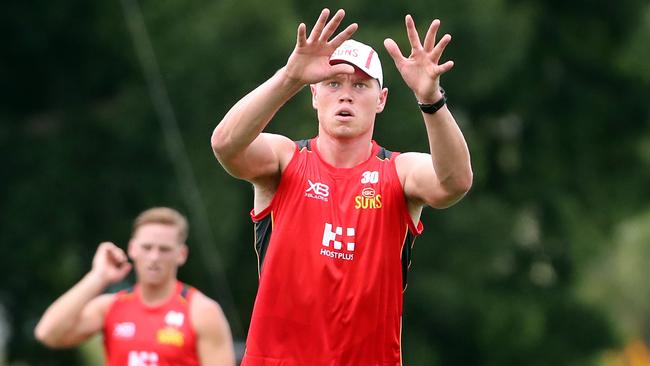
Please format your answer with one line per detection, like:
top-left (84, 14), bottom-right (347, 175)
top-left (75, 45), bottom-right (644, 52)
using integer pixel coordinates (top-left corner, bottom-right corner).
top-left (305, 180), bottom-right (329, 202)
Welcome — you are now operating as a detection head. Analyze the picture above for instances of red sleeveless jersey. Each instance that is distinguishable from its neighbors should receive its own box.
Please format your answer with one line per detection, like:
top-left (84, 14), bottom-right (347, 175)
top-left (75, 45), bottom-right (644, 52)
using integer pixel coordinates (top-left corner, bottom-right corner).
top-left (103, 281), bottom-right (200, 366)
top-left (243, 138), bottom-right (423, 366)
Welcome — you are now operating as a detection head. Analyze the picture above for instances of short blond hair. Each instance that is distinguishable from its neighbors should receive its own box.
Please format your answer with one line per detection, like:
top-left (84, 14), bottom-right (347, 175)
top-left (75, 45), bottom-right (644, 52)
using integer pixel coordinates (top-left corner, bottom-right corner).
top-left (132, 207), bottom-right (189, 243)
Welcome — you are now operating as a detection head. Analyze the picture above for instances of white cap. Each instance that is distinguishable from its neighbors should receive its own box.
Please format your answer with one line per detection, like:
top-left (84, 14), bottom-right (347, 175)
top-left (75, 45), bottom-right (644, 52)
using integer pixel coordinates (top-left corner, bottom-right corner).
top-left (329, 39), bottom-right (383, 87)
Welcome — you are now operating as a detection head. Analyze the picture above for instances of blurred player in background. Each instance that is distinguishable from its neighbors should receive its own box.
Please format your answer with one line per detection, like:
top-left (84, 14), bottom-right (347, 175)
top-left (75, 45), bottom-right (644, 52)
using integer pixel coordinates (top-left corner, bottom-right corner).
top-left (35, 207), bottom-right (235, 365)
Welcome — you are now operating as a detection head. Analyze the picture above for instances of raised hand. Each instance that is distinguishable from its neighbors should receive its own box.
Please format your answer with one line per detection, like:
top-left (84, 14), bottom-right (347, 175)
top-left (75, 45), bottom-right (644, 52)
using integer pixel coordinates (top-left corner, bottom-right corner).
top-left (91, 242), bottom-right (132, 284)
top-left (384, 15), bottom-right (454, 103)
top-left (285, 8), bottom-right (359, 85)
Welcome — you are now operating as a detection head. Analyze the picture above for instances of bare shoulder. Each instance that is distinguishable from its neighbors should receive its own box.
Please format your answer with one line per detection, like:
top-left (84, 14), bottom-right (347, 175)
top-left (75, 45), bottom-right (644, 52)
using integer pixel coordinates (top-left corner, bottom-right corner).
top-left (75, 293), bottom-right (117, 342)
top-left (395, 151), bottom-right (431, 162)
top-left (260, 132), bottom-right (296, 169)
top-left (190, 291), bottom-right (220, 313)
top-left (394, 151), bottom-right (443, 209)
top-left (251, 133), bottom-right (298, 210)
top-left (395, 150), bottom-right (470, 209)
top-left (190, 290), bottom-right (235, 365)
top-left (394, 152), bottom-right (432, 181)
top-left (189, 291), bottom-right (228, 333)
top-left (86, 293), bottom-right (117, 317)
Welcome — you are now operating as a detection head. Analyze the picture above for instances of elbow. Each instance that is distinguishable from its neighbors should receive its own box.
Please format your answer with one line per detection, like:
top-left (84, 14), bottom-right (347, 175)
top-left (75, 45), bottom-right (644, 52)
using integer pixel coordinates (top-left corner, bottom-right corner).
top-left (34, 325), bottom-right (60, 348)
top-left (210, 126), bottom-right (228, 159)
top-left (454, 169), bottom-right (473, 195)
top-left (34, 320), bottom-right (73, 349)
top-left (433, 171), bottom-right (473, 209)
top-left (211, 124), bottom-right (241, 165)
top-left (34, 322), bottom-right (47, 343)
top-left (211, 123), bottom-right (244, 164)
top-left (444, 169), bottom-right (473, 197)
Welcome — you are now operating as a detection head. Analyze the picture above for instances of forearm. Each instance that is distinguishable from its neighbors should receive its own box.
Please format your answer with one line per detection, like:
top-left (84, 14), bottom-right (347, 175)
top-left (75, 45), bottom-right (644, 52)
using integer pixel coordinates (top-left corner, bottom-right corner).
top-left (211, 67), bottom-right (305, 159)
top-left (422, 105), bottom-right (473, 194)
top-left (35, 271), bottom-right (108, 346)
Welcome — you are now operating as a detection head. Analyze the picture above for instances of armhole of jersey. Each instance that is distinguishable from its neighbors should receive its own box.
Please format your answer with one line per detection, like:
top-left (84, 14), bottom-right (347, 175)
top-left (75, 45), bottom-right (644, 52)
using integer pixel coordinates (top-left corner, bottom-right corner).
top-left (183, 286), bottom-right (202, 342)
top-left (376, 146), bottom-right (392, 160)
top-left (380, 148), bottom-right (424, 292)
top-left (180, 283), bottom-right (195, 302)
top-left (295, 139), bottom-right (312, 151)
top-left (103, 289), bottom-right (128, 332)
top-left (401, 229), bottom-right (419, 291)
top-left (250, 140), bottom-right (310, 278)
top-left (386, 151), bottom-right (423, 235)
top-left (112, 286), bottom-right (133, 302)
top-left (253, 212), bottom-right (273, 278)
top-left (250, 142), bottom-right (302, 220)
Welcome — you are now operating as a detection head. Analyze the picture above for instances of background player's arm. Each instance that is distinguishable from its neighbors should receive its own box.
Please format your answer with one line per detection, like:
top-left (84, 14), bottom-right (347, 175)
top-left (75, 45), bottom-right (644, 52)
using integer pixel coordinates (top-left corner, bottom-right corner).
top-left (34, 242), bottom-right (130, 348)
top-left (191, 292), bottom-right (236, 366)
top-left (34, 277), bottom-right (116, 348)
top-left (211, 8), bottom-right (358, 183)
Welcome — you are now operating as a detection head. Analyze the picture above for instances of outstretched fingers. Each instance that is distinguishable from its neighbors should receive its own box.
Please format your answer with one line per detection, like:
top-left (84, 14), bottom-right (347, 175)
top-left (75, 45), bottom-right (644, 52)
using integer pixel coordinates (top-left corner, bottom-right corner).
top-left (431, 33), bottom-right (452, 64)
top-left (328, 22), bottom-right (358, 48)
top-left (422, 19), bottom-right (440, 52)
top-left (296, 23), bottom-right (307, 47)
top-left (384, 38), bottom-right (406, 66)
top-left (299, 8), bottom-right (356, 49)
top-left (438, 59), bottom-right (455, 74)
top-left (418, 17), bottom-right (454, 70)
top-left (307, 8), bottom-right (331, 43)
top-left (286, 9), bottom-right (358, 83)
top-left (404, 15), bottom-right (423, 51)
top-left (319, 9), bottom-right (346, 42)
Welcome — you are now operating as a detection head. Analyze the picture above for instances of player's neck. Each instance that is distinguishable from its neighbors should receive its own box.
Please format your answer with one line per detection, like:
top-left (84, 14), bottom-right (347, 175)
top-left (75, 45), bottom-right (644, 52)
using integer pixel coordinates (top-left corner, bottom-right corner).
top-left (138, 278), bottom-right (177, 307)
top-left (315, 135), bottom-right (373, 168)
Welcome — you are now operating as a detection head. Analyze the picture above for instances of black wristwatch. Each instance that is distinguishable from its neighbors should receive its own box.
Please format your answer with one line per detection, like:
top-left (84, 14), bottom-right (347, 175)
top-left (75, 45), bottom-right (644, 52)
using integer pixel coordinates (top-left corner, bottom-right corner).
top-left (417, 88), bottom-right (447, 114)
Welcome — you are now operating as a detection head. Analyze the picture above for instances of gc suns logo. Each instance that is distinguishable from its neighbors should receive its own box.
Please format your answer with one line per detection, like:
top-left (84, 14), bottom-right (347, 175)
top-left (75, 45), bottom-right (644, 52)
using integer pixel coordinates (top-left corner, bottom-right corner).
top-left (355, 187), bottom-right (382, 209)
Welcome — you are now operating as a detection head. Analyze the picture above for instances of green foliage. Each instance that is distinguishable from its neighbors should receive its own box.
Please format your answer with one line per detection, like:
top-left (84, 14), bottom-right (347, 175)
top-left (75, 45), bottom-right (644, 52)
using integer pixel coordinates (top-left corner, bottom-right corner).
top-left (2, 0), bottom-right (649, 364)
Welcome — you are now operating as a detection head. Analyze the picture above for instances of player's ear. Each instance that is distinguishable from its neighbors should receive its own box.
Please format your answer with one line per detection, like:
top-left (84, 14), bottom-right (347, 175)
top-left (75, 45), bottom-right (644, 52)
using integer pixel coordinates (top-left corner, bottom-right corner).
top-left (127, 239), bottom-right (136, 260)
top-left (177, 243), bottom-right (188, 266)
top-left (310, 84), bottom-right (318, 109)
top-left (376, 87), bottom-right (388, 114)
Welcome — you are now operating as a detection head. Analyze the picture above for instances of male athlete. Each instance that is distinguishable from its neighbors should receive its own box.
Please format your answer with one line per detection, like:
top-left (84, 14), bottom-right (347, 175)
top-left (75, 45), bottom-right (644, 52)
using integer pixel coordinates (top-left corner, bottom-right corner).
top-left (211, 8), bottom-right (472, 365)
top-left (35, 207), bottom-right (235, 365)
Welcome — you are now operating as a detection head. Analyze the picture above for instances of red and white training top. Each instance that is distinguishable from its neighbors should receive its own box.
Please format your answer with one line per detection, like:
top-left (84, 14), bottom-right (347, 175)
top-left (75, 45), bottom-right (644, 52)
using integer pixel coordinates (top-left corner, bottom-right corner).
top-left (243, 138), bottom-right (423, 366)
top-left (103, 281), bottom-right (199, 366)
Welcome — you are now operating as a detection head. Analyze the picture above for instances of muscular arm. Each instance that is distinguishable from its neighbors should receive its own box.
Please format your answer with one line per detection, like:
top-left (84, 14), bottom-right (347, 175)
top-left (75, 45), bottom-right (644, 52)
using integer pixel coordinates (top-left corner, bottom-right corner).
top-left (191, 292), bottom-right (236, 366)
top-left (34, 274), bottom-right (115, 348)
top-left (397, 103), bottom-right (472, 209)
top-left (386, 16), bottom-right (472, 210)
top-left (211, 8), bottom-right (358, 184)
top-left (210, 70), bottom-right (303, 182)
top-left (34, 242), bottom-right (131, 348)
